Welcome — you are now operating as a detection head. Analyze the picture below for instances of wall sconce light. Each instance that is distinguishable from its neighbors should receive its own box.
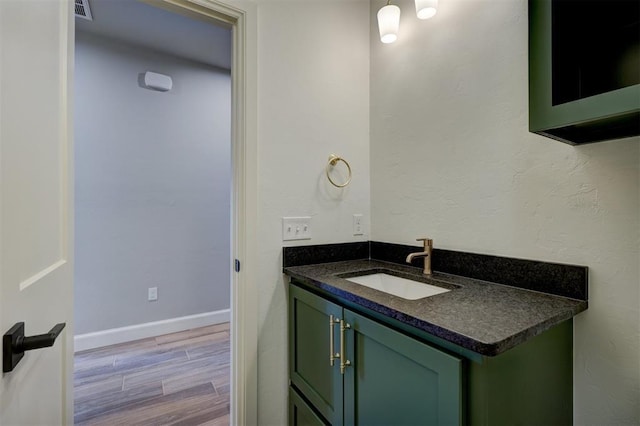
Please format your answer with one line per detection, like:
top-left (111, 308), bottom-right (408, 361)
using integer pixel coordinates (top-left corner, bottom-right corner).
top-left (415, 0), bottom-right (438, 19)
top-left (377, 1), bottom-right (401, 44)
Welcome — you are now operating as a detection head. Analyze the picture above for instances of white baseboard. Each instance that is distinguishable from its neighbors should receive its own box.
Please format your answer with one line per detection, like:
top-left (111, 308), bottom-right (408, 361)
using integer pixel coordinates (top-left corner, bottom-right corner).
top-left (74, 309), bottom-right (230, 352)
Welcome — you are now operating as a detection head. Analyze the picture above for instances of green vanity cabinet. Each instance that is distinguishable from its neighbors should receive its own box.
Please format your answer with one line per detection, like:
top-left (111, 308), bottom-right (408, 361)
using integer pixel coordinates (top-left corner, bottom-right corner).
top-left (342, 310), bottom-right (462, 426)
top-left (289, 284), bottom-right (344, 424)
top-left (289, 284), bottom-right (463, 426)
top-left (289, 281), bottom-right (575, 425)
top-left (290, 387), bottom-right (328, 426)
top-left (529, 0), bottom-right (640, 144)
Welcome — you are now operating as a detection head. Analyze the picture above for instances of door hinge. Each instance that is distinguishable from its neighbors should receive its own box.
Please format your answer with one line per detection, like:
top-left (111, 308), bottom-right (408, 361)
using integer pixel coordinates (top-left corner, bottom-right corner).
top-left (234, 259), bottom-right (241, 273)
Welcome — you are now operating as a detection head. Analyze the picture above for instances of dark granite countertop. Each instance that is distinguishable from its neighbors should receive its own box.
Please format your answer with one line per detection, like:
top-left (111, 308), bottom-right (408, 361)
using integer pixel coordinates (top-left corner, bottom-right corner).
top-left (284, 259), bottom-right (588, 356)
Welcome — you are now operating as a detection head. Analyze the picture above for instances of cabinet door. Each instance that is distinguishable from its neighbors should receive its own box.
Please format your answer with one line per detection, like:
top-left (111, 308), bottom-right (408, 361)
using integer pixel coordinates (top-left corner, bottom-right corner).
top-left (289, 387), bottom-right (329, 426)
top-left (529, 0), bottom-right (640, 144)
top-left (289, 285), bottom-right (344, 425)
top-left (343, 310), bottom-right (463, 426)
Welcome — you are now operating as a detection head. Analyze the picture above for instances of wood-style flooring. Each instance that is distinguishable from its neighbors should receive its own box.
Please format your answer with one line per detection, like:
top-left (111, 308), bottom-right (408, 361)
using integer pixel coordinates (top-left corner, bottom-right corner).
top-left (74, 323), bottom-right (230, 425)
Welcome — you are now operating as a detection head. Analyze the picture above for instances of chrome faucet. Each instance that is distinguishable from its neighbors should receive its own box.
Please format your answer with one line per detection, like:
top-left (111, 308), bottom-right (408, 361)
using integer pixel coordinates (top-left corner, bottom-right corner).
top-left (406, 238), bottom-right (433, 275)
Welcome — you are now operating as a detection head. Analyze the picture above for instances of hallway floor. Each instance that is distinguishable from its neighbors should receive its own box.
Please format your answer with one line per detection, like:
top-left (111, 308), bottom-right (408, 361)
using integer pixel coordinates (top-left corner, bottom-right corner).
top-left (74, 323), bottom-right (230, 425)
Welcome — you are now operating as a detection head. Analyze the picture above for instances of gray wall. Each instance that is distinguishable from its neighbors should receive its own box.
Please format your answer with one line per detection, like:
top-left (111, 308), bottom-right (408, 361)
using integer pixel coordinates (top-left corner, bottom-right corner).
top-left (74, 32), bottom-right (231, 335)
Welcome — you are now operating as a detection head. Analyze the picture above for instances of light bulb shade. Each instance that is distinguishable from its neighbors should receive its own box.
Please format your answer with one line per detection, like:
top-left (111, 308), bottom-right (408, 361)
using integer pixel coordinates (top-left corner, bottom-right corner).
top-left (377, 4), bottom-right (400, 44)
top-left (415, 0), bottom-right (438, 19)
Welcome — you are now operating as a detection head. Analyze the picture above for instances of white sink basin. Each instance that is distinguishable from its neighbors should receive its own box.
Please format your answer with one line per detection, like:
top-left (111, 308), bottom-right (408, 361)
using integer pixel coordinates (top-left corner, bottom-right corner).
top-left (345, 273), bottom-right (450, 300)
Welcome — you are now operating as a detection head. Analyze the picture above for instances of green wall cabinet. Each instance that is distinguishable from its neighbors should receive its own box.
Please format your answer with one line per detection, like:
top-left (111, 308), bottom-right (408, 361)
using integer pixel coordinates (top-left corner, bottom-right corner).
top-left (529, 0), bottom-right (640, 144)
top-left (289, 285), bottom-right (462, 426)
top-left (289, 282), bottom-right (574, 425)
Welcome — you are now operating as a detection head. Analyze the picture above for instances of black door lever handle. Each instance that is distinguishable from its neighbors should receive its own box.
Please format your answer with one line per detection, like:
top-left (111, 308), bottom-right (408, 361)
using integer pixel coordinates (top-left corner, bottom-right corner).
top-left (3, 322), bottom-right (66, 373)
top-left (18, 323), bottom-right (66, 352)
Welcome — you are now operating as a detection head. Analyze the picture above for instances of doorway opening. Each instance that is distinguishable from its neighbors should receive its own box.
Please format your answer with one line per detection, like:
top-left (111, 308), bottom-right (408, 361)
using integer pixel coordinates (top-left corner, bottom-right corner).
top-left (72, 1), bottom-right (235, 423)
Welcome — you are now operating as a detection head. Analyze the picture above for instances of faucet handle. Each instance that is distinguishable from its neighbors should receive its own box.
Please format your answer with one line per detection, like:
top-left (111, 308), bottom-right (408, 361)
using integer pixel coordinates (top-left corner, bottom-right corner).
top-left (416, 237), bottom-right (433, 248)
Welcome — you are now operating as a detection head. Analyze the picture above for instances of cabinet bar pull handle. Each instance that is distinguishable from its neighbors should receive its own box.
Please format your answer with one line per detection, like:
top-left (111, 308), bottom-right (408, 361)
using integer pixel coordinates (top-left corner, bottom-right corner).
top-left (329, 315), bottom-right (340, 366)
top-left (339, 319), bottom-right (351, 374)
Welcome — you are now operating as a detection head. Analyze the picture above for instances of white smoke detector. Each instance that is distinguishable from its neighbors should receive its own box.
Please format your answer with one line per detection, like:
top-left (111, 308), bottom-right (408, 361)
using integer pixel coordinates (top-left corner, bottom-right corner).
top-left (142, 71), bottom-right (173, 92)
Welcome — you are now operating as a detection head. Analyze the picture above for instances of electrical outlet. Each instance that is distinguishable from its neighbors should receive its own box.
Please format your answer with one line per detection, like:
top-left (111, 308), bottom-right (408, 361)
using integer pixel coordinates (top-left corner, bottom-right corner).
top-left (282, 217), bottom-right (312, 241)
top-left (353, 214), bottom-right (364, 236)
top-left (148, 287), bottom-right (158, 302)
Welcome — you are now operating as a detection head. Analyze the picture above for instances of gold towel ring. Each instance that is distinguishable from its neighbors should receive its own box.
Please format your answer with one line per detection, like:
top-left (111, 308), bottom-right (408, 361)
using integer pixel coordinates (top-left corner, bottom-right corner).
top-left (326, 154), bottom-right (352, 188)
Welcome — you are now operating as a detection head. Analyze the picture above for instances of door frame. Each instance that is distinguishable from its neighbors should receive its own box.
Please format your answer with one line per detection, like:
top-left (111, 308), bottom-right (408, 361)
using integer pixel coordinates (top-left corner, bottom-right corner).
top-left (71, 0), bottom-right (258, 424)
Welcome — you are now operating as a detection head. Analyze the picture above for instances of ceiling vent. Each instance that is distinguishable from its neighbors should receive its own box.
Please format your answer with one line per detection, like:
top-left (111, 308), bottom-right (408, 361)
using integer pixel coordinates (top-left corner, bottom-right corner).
top-left (75, 0), bottom-right (93, 21)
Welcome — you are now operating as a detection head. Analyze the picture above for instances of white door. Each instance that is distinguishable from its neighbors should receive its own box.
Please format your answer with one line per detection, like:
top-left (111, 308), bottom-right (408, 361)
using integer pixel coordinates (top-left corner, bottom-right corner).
top-left (0, 0), bottom-right (73, 425)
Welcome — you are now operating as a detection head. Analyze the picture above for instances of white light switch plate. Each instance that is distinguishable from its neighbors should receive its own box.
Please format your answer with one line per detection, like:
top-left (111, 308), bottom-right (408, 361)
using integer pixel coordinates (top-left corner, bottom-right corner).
top-left (353, 214), bottom-right (364, 235)
top-left (282, 217), bottom-right (312, 241)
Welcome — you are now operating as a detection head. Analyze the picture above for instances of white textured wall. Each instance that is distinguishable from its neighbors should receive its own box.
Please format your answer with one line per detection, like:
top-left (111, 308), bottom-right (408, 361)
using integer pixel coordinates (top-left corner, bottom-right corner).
top-left (75, 33), bottom-right (231, 334)
top-left (256, 1), bottom-right (370, 424)
top-left (369, 0), bottom-right (639, 424)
